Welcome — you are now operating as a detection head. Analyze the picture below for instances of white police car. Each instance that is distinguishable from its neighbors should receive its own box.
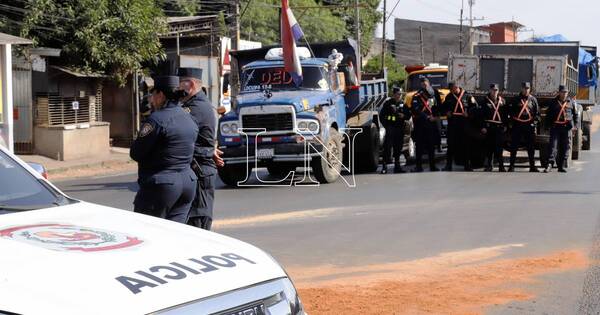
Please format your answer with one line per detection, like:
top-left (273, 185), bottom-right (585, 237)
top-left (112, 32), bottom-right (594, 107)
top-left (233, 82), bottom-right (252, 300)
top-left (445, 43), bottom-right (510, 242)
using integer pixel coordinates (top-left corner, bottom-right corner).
top-left (0, 146), bottom-right (305, 315)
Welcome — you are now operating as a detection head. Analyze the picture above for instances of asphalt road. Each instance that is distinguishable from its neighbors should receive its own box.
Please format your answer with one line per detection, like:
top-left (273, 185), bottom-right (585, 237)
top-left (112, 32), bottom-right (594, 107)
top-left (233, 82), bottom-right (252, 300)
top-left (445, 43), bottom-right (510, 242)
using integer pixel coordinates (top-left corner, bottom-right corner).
top-left (56, 127), bottom-right (600, 314)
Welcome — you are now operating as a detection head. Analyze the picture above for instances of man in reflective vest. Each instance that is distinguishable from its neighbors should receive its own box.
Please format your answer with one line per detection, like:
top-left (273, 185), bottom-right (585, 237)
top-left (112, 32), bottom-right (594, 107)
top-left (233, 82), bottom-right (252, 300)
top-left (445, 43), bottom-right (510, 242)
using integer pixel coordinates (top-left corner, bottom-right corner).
top-left (480, 83), bottom-right (507, 172)
top-left (508, 82), bottom-right (540, 172)
top-left (544, 85), bottom-right (578, 173)
top-left (380, 87), bottom-right (411, 174)
top-left (410, 77), bottom-right (440, 172)
top-left (440, 82), bottom-right (478, 171)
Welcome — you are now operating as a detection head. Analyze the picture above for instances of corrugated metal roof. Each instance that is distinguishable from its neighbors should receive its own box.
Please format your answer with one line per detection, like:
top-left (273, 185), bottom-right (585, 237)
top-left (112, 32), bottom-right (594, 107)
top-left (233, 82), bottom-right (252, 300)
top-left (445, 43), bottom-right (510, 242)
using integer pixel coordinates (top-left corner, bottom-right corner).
top-left (0, 32), bottom-right (33, 45)
top-left (50, 66), bottom-right (105, 78)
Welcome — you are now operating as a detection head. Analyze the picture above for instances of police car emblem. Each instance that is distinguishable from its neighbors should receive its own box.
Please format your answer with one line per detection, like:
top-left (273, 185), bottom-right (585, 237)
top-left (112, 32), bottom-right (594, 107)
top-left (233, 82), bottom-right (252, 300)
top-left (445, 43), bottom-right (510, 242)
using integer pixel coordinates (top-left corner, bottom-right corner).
top-left (0, 224), bottom-right (143, 252)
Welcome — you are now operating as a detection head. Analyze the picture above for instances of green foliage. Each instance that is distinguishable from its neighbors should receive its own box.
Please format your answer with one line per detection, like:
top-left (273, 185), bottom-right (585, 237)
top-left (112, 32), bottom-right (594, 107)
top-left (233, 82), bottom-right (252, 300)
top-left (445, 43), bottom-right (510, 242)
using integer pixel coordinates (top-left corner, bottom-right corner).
top-left (159, 0), bottom-right (200, 16)
top-left (240, 0), bottom-right (348, 45)
top-left (19, 0), bottom-right (166, 85)
top-left (364, 54), bottom-right (407, 89)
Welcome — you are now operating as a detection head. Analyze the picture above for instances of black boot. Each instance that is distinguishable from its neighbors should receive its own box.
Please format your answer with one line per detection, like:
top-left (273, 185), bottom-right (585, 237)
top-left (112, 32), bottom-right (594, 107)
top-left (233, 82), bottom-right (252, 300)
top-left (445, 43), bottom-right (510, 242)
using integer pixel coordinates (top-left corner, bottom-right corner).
top-left (443, 164), bottom-right (453, 171)
top-left (380, 166), bottom-right (388, 174)
top-left (394, 162), bottom-right (405, 173)
top-left (544, 162), bottom-right (553, 173)
top-left (558, 168), bottom-right (567, 173)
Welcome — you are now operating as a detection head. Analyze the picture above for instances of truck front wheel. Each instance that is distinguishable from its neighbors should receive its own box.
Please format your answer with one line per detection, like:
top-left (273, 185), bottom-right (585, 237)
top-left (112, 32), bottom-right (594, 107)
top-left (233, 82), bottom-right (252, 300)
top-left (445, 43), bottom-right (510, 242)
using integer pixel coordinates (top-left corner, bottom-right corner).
top-left (218, 164), bottom-right (252, 187)
top-left (311, 128), bottom-right (343, 183)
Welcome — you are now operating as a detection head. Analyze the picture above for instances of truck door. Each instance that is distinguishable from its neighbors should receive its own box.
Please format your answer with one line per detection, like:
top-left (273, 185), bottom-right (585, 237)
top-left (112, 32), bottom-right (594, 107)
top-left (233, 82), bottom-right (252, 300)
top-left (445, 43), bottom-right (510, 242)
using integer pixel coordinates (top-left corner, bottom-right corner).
top-left (449, 56), bottom-right (478, 92)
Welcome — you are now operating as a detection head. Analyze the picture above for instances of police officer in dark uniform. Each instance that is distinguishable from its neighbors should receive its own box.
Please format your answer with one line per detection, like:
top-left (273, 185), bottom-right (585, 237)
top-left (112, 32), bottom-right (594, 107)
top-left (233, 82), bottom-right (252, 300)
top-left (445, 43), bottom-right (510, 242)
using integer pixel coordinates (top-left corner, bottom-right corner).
top-left (480, 84), bottom-right (507, 172)
top-left (380, 86), bottom-right (411, 174)
top-left (440, 82), bottom-right (478, 171)
top-left (508, 82), bottom-right (541, 172)
top-left (130, 76), bottom-right (198, 223)
top-left (544, 85), bottom-right (578, 173)
top-left (177, 67), bottom-right (222, 230)
top-left (410, 77), bottom-right (440, 172)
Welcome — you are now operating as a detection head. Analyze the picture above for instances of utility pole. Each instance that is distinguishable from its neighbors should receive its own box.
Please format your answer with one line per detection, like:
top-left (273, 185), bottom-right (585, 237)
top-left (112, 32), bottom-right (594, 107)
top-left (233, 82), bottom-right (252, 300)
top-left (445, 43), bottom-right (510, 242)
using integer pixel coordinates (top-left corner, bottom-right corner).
top-left (230, 0), bottom-right (241, 101)
top-left (459, 0), bottom-right (464, 54)
top-left (419, 26), bottom-right (424, 65)
top-left (355, 0), bottom-right (361, 77)
top-left (381, 0), bottom-right (386, 72)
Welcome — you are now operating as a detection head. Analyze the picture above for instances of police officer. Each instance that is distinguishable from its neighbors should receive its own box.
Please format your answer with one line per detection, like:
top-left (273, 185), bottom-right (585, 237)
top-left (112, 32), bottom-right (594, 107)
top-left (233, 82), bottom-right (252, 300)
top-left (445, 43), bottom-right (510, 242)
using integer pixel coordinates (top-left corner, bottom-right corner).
top-left (544, 85), bottom-right (578, 173)
top-left (508, 82), bottom-right (540, 172)
top-left (177, 67), bottom-right (223, 230)
top-left (480, 83), bottom-right (507, 172)
top-left (380, 86), bottom-right (410, 174)
top-left (440, 82), bottom-right (478, 171)
top-left (130, 76), bottom-right (198, 223)
top-left (410, 77), bottom-right (440, 172)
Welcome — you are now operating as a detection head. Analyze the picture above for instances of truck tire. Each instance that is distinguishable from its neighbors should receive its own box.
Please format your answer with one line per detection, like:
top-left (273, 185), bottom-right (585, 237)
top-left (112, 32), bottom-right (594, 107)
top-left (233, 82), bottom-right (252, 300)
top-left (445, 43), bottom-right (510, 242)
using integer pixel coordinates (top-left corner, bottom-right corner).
top-left (572, 128), bottom-right (582, 160)
top-left (267, 164), bottom-right (296, 177)
top-left (583, 121), bottom-right (591, 151)
top-left (355, 123), bottom-right (380, 173)
top-left (311, 128), bottom-right (343, 183)
top-left (218, 164), bottom-right (252, 187)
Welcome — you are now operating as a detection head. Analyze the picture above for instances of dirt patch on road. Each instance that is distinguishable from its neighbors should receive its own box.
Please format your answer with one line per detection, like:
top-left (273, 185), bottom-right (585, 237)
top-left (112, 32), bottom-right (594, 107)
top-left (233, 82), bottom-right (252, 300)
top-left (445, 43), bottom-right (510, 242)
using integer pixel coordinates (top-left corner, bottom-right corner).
top-left (292, 248), bottom-right (587, 315)
top-left (49, 160), bottom-right (137, 181)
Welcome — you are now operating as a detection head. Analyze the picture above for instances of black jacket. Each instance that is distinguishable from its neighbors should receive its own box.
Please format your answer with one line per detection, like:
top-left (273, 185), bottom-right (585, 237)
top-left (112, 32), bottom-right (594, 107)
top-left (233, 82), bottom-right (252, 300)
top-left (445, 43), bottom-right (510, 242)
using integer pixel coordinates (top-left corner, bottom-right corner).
top-left (508, 94), bottom-right (540, 125)
top-left (410, 88), bottom-right (440, 124)
top-left (440, 88), bottom-right (477, 120)
top-left (546, 97), bottom-right (578, 130)
top-left (181, 92), bottom-right (218, 170)
top-left (480, 94), bottom-right (508, 126)
top-left (381, 97), bottom-right (411, 128)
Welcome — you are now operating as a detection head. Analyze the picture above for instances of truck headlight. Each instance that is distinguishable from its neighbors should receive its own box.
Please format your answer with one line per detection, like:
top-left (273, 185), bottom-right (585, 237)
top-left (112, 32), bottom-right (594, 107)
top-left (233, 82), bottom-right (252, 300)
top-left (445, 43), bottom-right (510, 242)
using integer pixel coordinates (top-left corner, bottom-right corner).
top-left (296, 119), bottom-right (319, 134)
top-left (220, 121), bottom-right (239, 136)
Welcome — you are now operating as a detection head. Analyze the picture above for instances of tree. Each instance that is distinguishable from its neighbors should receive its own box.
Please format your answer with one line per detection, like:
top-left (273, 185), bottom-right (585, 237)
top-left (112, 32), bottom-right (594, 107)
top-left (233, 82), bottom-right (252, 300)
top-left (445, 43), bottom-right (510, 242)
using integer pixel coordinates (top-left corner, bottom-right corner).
top-left (17, 0), bottom-right (166, 85)
top-left (364, 54), bottom-right (407, 90)
top-left (317, 0), bottom-right (382, 56)
top-left (159, 0), bottom-right (201, 16)
top-left (240, 0), bottom-right (348, 45)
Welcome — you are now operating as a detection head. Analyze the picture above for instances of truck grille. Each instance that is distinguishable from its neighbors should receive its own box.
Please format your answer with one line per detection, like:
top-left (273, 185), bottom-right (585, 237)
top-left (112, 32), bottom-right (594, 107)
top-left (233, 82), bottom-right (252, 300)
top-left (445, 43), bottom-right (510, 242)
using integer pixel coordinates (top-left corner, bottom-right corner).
top-left (241, 113), bottom-right (294, 132)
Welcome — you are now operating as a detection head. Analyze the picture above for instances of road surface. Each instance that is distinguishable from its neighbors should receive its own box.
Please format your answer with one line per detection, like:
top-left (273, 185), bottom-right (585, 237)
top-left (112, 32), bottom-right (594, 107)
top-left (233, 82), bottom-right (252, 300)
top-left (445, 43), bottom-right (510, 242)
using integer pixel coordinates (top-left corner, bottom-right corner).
top-left (56, 125), bottom-right (600, 314)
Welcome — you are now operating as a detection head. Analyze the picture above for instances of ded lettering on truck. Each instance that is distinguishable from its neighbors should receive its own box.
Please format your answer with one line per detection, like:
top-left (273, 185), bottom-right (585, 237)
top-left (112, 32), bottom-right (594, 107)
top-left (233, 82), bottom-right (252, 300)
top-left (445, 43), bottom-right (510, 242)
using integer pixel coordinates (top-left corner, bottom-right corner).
top-left (116, 253), bottom-right (256, 294)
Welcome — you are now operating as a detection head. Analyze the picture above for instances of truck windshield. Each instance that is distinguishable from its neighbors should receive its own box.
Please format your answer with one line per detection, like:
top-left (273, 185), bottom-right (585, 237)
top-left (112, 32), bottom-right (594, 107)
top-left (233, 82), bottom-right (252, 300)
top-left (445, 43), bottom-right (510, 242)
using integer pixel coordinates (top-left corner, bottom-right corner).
top-left (0, 150), bottom-right (70, 214)
top-left (241, 66), bottom-right (329, 92)
top-left (407, 72), bottom-right (448, 92)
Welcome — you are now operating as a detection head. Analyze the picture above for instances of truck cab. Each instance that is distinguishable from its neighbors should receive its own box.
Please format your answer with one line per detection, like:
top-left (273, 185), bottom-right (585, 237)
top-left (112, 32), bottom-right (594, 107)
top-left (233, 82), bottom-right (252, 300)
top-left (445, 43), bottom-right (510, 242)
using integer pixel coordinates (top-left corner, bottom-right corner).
top-left (218, 40), bottom-right (387, 186)
top-left (404, 64), bottom-right (450, 106)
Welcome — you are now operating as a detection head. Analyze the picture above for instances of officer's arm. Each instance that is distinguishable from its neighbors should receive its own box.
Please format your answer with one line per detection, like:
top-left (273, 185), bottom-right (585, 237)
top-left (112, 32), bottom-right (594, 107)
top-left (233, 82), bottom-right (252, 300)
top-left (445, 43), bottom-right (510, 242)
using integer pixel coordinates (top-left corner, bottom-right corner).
top-left (195, 104), bottom-right (218, 159)
top-left (533, 98), bottom-right (541, 123)
top-left (130, 119), bottom-right (161, 162)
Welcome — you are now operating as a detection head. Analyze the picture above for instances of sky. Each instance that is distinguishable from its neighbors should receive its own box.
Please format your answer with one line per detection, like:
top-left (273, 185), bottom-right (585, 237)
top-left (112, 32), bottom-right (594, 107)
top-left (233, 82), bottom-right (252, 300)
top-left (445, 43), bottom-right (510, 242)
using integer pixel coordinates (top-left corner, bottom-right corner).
top-left (376, 0), bottom-right (599, 48)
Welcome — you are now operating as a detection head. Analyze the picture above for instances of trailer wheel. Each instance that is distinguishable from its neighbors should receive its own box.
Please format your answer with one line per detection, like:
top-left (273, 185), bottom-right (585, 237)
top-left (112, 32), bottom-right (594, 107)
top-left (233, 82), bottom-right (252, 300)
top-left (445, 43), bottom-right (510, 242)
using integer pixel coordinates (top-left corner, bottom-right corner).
top-left (218, 164), bottom-right (252, 187)
top-left (582, 121), bottom-right (591, 151)
top-left (311, 128), bottom-right (343, 183)
top-left (355, 123), bottom-right (381, 173)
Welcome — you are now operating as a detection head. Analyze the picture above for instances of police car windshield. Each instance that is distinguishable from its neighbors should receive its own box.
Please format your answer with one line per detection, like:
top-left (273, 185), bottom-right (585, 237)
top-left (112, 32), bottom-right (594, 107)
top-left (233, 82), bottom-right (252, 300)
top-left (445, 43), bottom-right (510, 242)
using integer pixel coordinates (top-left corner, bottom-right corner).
top-left (241, 66), bottom-right (329, 92)
top-left (407, 72), bottom-right (448, 92)
top-left (0, 151), bottom-right (68, 214)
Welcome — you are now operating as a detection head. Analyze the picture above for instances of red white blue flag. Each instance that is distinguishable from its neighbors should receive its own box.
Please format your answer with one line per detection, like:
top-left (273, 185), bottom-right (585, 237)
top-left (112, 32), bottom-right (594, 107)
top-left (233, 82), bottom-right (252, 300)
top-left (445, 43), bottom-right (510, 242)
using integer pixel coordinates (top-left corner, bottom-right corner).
top-left (281, 0), bottom-right (304, 86)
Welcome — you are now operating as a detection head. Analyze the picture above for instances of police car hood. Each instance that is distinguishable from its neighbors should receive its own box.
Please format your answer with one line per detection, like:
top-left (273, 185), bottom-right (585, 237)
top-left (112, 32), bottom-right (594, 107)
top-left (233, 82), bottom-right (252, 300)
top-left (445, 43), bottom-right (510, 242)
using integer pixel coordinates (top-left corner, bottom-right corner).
top-left (0, 202), bottom-right (287, 315)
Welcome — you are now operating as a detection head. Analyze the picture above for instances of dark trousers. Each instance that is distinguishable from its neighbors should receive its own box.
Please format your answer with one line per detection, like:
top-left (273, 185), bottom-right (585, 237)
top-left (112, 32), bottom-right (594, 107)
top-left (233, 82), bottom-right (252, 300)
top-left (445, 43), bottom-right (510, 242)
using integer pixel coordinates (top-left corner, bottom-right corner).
top-left (187, 167), bottom-right (216, 231)
top-left (484, 123), bottom-right (505, 168)
top-left (446, 118), bottom-right (470, 168)
top-left (134, 169), bottom-right (197, 223)
top-left (383, 125), bottom-right (405, 164)
top-left (510, 123), bottom-right (536, 168)
top-left (548, 126), bottom-right (571, 169)
top-left (415, 121), bottom-right (437, 169)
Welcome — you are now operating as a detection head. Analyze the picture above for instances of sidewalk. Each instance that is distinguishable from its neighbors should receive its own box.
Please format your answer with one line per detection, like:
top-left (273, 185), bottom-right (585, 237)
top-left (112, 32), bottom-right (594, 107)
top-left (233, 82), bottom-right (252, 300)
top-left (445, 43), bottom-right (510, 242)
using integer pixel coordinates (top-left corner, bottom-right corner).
top-left (18, 147), bottom-right (137, 181)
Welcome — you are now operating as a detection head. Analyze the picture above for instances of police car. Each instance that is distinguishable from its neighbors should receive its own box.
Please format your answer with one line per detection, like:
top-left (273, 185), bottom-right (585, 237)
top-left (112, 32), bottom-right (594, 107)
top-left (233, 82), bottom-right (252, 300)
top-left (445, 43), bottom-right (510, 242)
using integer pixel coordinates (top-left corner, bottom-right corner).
top-left (0, 146), bottom-right (305, 315)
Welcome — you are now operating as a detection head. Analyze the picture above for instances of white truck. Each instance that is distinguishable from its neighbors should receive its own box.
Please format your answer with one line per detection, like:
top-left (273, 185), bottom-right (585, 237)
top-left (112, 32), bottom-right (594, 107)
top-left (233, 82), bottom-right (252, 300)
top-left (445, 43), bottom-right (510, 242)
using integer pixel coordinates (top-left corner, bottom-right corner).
top-left (0, 145), bottom-right (305, 315)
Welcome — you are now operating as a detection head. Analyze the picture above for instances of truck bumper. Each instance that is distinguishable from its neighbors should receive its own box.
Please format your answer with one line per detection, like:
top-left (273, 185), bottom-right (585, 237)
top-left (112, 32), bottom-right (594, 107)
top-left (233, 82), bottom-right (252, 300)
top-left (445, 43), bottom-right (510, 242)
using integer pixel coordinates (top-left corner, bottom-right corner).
top-left (221, 142), bottom-right (324, 164)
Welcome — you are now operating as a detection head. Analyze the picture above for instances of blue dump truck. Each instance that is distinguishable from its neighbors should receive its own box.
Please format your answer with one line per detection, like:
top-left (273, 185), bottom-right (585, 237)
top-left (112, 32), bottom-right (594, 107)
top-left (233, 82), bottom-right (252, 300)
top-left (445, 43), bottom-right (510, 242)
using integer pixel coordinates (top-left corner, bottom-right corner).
top-left (217, 39), bottom-right (387, 186)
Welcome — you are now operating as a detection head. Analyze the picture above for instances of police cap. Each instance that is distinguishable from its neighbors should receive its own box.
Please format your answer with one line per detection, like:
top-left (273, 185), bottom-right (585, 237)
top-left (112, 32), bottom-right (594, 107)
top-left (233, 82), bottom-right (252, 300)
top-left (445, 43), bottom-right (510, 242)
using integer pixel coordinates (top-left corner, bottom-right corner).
top-left (150, 76), bottom-right (179, 94)
top-left (177, 67), bottom-right (203, 80)
top-left (522, 82), bottom-right (531, 89)
top-left (558, 85), bottom-right (568, 92)
top-left (489, 83), bottom-right (499, 90)
top-left (392, 86), bottom-right (402, 94)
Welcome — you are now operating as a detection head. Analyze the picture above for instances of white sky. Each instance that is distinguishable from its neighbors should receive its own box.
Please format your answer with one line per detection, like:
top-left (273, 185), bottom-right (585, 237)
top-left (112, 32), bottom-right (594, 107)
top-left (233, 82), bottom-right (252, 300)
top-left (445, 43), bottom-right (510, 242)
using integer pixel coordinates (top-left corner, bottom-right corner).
top-left (377, 0), bottom-right (599, 47)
